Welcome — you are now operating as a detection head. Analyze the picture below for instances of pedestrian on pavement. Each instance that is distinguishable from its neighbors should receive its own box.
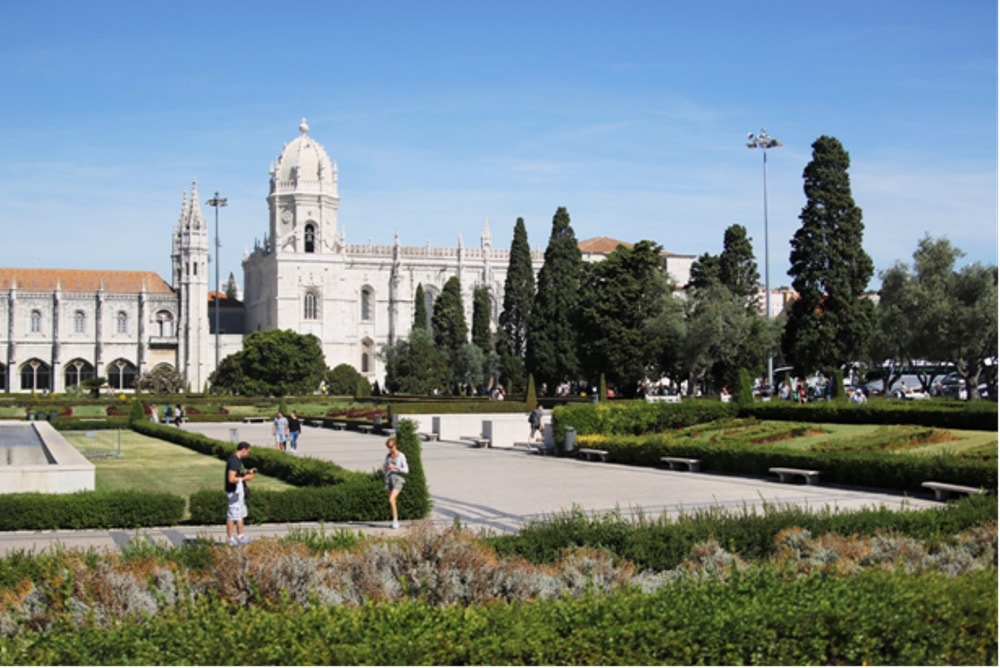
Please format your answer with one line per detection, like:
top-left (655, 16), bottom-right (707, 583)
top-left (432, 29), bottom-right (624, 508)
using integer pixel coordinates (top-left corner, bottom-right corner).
top-left (528, 404), bottom-right (544, 442)
top-left (149, 405), bottom-right (159, 424)
top-left (225, 441), bottom-right (256, 546)
top-left (287, 411), bottom-right (301, 452)
top-left (383, 436), bottom-right (408, 529)
top-left (273, 411), bottom-right (289, 451)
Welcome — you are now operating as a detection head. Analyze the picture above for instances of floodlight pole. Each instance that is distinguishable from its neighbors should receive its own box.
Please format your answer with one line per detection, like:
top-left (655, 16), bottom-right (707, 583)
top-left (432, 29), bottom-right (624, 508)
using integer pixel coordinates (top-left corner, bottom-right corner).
top-left (747, 129), bottom-right (781, 395)
top-left (206, 192), bottom-right (228, 371)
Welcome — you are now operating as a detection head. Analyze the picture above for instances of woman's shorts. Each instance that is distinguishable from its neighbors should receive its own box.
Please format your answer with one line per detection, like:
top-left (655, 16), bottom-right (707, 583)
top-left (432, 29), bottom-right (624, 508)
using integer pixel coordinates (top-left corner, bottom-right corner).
top-left (385, 473), bottom-right (406, 492)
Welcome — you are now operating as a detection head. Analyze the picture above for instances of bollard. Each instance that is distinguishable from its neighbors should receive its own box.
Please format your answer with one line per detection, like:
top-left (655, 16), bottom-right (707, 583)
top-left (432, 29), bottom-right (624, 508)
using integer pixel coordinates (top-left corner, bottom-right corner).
top-left (563, 426), bottom-right (576, 453)
top-left (229, 428), bottom-right (240, 443)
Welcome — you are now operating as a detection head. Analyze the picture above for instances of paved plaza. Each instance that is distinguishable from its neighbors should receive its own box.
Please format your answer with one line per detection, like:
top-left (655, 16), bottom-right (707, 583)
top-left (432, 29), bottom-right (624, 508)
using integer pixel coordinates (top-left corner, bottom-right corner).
top-left (0, 421), bottom-right (943, 555)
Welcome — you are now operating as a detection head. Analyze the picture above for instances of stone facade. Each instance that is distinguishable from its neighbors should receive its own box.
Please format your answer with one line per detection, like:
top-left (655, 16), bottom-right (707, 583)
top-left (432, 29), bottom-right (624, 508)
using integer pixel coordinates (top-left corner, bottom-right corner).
top-left (0, 119), bottom-right (694, 393)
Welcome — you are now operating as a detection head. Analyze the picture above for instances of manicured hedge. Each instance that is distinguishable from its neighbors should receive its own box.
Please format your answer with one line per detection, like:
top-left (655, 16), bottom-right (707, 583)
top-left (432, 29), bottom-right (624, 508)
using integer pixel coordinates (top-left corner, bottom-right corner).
top-left (747, 399), bottom-right (998, 431)
top-left (134, 417), bottom-right (432, 526)
top-left (0, 490), bottom-right (185, 530)
top-left (3, 569), bottom-right (994, 665)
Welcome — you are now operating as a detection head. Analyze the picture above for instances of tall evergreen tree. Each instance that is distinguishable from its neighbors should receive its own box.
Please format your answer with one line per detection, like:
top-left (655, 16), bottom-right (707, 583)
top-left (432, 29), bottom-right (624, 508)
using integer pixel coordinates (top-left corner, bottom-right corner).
top-left (432, 276), bottom-right (468, 379)
top-left (526, 207), bottom-right (583, 389)
top-left (718, 224), bottom-right (760, 311)
top-left (577, 240), bottom-right (667, 396)
top-left (496, 218), bottom-right (535, 391)
top-left (224, 272), bottom-right (239, 300)
top-left (783, 135), bottom-right (874, 374)
top-left (471, 284), bottom-right (492, 355)
top-left (413, 283), bottom-right (429, 330)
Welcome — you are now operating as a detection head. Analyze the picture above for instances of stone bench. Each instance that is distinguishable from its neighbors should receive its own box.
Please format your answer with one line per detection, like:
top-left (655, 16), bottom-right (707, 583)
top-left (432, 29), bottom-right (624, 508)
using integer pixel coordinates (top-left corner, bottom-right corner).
top-left (769, 467), bottom-right (821, 485)
top-left (578, 448), bottom-right (610, 462)
top-left (461, 435), bottom-right (491, 448)
top-left (645, 395), bottom-right (681, 403)
top-left (660, 456), bottom-right (702, 472)
top-left (330, 421), bottom-right (348, 430)
top-left (418, 432), bottom-right (439, 442)
top-left (242, 416), bottom-right (270, 424)
top-left (921, 481), bottom-right (985, 501)
top-left (357, 425), bottom-right (375, 435)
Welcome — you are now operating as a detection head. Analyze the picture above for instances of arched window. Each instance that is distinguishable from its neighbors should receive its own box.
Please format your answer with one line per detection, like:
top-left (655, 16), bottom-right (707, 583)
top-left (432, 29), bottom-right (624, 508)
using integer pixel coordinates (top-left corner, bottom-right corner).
top-left (361, 338), bottom-right (373, 373)
top-left (304, 292), bottom-right (318, 320)
top-left (30, 310), bottom-right (42, 333)
top-left (20, 359), bottom-right (51, 392)
top-left (116, 311), bottom-right (128, 334)
top-left (64, 359), bottom-right (95, 388)
top-left (361, 287), bottom-right (373, 322)
top-left (107, 359), bottom-right (137, 390)
top-left (73, 310), bottom-right (86, 333)
top-left (155, 310), bottom-right (174, 337)
top-left (304, 223), bottom-right (316, 253)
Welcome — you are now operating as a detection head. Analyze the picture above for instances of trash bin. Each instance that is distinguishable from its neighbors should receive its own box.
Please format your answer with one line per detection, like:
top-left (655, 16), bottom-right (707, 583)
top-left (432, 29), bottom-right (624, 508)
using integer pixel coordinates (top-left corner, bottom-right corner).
top-left (229, 428), bottom-right (240, 443)
top-left (373, 414), bottom-right (383, 433)
top-left (49, 410), bottom-right (59, 422)
top-left (563, 426), bottom-right (576, 454)
top-left (27, 411), bottom-right (35, 421)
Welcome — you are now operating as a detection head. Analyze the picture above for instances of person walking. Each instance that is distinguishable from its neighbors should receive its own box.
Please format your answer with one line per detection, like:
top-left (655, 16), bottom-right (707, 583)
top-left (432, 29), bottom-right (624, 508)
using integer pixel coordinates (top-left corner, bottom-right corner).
top-left (383, 436), bottom-right (409, 529)
top-left (273, 411), bottom-right (289, 451)
top-left (528, 404), bottom-right (544, 442)
top-left (287, 411), bottom-right (301, 452)
top-left (225, 441), bottom-right (256, 547)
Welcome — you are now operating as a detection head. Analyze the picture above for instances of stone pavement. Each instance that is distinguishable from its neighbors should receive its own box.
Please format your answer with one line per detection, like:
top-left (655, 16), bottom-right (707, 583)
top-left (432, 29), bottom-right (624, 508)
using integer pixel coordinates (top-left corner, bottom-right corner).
top-left (0, 421), bottom-right (943, 555)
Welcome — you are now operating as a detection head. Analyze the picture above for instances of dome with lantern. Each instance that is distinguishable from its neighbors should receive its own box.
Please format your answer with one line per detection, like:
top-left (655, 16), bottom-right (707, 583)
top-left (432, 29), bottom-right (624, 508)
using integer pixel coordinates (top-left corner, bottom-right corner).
top-left (269, 118), bottom-right (338, 197)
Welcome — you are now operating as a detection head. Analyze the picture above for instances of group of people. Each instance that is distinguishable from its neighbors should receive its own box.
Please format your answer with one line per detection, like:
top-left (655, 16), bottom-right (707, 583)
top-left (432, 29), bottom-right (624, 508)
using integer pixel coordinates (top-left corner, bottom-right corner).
top-left (150, 404), bottom-right (185, 426)
top-left (224, 429), bottom-right (409, 546)
top-left (271, 411), bottom-right (302, 452)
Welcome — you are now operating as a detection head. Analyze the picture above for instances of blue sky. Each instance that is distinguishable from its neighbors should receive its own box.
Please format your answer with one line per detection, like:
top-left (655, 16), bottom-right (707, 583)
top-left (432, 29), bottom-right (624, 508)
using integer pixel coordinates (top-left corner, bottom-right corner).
top-left (1, 1), bottom-right (996, 291)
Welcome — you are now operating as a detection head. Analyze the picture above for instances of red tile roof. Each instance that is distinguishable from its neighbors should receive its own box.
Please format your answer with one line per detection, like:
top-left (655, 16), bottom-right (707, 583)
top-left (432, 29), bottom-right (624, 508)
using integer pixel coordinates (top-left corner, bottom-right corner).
top-left (0, 268), bottom-right (174, 294)
top-left (578, 237), bottom-right (633, 253)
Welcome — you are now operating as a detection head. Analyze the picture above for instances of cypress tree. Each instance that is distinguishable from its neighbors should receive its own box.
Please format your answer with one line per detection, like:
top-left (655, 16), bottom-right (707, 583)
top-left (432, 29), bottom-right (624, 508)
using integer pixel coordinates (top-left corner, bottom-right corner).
top-left (526, 207), bottom-right (583, 390)
top-left (471, 284), bottom-right (492, 355)
top-left (718, 224), bottom-right (760, 311)
top-left (432, 276), bottom-right (468, 378)
top-left (413, 283), bottom-right (428, 330)
top-left (497, 218), bottom-right (535, 391)
top-left (783, 135), bottom-right (875, 375)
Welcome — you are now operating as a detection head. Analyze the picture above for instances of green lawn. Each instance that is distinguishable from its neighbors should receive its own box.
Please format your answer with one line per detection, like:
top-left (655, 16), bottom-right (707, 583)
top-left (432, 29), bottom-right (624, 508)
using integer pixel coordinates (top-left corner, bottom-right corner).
top-left (61, 430), bottom-right (294, 496)
top-left (681, 419), bottom-right (997, 458)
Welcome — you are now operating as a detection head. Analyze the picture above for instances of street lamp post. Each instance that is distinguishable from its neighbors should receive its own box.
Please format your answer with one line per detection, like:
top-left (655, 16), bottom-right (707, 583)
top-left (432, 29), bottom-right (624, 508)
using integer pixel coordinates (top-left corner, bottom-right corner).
top-left (206, 192), bottom-right (228, 372)
top-left (746, 129), bottom-right (781, 396)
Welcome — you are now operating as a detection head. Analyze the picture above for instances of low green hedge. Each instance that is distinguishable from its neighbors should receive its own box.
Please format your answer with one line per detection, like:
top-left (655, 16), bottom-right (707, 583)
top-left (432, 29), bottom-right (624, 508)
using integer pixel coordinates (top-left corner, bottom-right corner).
top-left (133, 417), bottom-right (432, 526)
top-left (4, 569), bottom-right (994, 665)
top-left (0, 491), bottom-right (185, 530)
top-left (576, 432), bottom-right (997, 493)
top-left (748, 399), bottom-right (998, 431)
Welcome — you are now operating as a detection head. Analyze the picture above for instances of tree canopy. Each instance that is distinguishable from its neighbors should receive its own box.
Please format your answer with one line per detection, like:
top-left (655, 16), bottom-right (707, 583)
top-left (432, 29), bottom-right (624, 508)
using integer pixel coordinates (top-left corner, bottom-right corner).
top-left (496, 217), bottom-right (535, 392)
top-left (526, 207), bottom-right (583, 389)
top-left (210, 329), bottom-right (326, 396)
top-left (783, 135), bottom-right (874, 374)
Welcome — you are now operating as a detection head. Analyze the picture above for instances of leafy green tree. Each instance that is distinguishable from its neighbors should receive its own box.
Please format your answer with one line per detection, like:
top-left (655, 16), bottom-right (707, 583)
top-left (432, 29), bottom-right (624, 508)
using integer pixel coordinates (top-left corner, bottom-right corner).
top-left (211, 329), bottom-right (326, 396)
top-left (380, 328), bottom-right (451, 395)
top-left (526, 207), bottom-right (583, 389)
top-left (325, 363), bottom-right (371, 397)
top-left (137, 366), bottom-right (186, 394)
top-left (676, 282), bottom-right (752, 395)
top-left (496, 218), bottom-right (535, 393)
top-left (454, 343), bottom-right (486, 393)
top-left (577, 240), bottom-right (668, 397)
top-left (686, 252), bottom-right (720, 289)
top-left (783, 135), bottom-right (875, 375)
top-left (432, 277), bottom-right (468, 386)
top-left (471, 284), bottom-right (492, 355)
top-left (413, 283), bottom-right (429, 331)
top-left (946, 263), bottom-right (997, 399)
top-left (644, 277), bottom-right (687, 391)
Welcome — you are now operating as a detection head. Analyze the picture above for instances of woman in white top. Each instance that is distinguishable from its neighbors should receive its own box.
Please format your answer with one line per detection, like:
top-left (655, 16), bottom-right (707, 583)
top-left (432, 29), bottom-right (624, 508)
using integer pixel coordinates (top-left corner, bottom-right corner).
top-left (383, 437), bottom-right (409, 529)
